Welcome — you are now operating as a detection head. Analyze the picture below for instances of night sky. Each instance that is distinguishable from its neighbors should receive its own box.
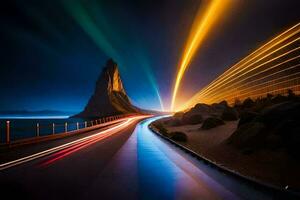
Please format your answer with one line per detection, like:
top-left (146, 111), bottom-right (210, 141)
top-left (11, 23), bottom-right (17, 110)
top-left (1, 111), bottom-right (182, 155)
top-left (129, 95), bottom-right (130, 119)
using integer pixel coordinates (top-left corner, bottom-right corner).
top-left (1, 0), bottom-right (299, 112)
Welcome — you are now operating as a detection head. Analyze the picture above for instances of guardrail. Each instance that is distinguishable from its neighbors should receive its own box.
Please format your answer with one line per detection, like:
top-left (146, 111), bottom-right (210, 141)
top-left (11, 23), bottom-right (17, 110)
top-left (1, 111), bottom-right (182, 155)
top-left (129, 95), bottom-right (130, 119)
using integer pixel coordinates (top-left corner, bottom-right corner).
top-left (0, 113), bottom-right (138, 147)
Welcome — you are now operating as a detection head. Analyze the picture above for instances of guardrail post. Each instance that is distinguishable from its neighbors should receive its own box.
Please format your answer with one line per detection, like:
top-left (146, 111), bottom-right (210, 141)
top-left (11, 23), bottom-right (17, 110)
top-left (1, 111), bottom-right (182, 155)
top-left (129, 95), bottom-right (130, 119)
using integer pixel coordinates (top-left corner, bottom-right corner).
top-left (76, 122), bottom-right (79, 130)
top-left (91, 121), bottom-right (93, 126)
top-left (52, 123), bottom-right (55, 135)
top-left (85, 121), bottom-right (87, 128)
top-left (36, 123), bottom-right (40, 137)
top-left (65, 122), bottom-right (68, 133)
top-left (6, 121), bottom-right (10, 144)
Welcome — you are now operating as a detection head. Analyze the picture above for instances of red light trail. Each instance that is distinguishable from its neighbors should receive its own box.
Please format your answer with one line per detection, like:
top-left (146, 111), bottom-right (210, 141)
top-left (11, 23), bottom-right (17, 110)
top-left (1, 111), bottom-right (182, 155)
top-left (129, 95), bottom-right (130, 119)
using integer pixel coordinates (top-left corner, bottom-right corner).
top-left (0, 115), bottom-right (149, 170)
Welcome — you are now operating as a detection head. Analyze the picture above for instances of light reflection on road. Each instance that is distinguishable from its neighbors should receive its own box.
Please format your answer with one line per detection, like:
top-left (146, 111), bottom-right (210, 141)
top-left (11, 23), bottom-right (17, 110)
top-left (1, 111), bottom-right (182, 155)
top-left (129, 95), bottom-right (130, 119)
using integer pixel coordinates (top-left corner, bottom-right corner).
top-left (88, 116), bottom-right (272, 200)
top-left (135, 116), bottom-right (275, 199)
top-left (136, 117), bottom-right (237, 200)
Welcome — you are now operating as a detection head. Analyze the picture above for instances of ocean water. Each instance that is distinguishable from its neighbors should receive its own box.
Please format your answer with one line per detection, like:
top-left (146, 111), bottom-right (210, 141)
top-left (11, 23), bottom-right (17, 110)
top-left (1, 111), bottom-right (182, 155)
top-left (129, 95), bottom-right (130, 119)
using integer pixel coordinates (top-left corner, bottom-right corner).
top-left (0, 116), bottom-right (86, 143)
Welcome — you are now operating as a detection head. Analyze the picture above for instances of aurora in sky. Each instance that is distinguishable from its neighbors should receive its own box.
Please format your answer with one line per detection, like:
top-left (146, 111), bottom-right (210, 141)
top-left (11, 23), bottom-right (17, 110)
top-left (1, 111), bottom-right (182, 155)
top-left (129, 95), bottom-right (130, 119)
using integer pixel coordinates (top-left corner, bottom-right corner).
top-left (63, 0), bottom-right (164, 111)
top-left (0, 0), bottom-right (299, 113)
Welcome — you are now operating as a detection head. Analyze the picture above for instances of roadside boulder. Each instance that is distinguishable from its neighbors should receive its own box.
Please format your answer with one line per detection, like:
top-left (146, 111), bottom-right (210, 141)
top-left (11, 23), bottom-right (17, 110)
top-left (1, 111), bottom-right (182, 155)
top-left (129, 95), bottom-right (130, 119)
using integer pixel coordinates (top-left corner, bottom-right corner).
top-left (261, 101), bottom-right (300, 125)
top-left (238, 111), bottom-right (259, 127)
top-left (201, 117), bottom-right (225, 130)
top-left (181, 113), bottom-right (203, 125)
top-left (242, 97), bottom-right (255, 108)
top-left (188, 103), bottom-right (212, 116)
top-left (211, 100), bottom-right (229, 113)
top-left (227, 122), bottom-right (265, 149)
top-left (221, 107), bottom-right (239, 121)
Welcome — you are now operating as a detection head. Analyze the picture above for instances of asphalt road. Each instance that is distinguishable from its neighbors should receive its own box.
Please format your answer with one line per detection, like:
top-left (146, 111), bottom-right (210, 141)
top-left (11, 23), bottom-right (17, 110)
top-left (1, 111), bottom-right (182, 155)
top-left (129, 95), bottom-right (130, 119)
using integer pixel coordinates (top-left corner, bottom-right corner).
top-left (0, 116), bottom-right (297, 200)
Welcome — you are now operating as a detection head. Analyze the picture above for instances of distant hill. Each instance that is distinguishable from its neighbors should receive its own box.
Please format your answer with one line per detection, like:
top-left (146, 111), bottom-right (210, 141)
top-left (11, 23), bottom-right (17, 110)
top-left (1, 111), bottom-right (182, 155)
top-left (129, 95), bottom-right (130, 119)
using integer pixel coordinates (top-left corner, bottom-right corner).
top-left (0, 110), bottom-right (74, 116)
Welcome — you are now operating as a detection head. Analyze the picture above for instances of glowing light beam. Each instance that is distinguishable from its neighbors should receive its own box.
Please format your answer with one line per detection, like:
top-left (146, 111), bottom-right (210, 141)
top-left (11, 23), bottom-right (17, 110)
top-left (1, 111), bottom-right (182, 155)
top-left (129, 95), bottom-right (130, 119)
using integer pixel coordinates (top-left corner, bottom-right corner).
top-left (171, 0), bottom-right (231, 111)
top-left (177, 23), bottom-right (300, 111)
top-left (63, 1), bottom-right (163, 111)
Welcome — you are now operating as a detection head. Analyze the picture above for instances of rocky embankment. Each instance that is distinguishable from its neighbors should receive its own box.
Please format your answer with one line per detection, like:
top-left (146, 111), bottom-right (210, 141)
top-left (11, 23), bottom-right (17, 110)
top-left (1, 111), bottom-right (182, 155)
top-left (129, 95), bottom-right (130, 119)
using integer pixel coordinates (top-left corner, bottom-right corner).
top-left (151, 91), bottom-right (300, 191)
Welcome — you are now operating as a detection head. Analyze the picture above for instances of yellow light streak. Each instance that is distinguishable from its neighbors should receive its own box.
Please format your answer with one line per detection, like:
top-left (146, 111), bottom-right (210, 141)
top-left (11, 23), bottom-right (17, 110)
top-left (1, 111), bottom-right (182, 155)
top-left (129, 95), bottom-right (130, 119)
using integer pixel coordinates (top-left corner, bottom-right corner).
top-left (176, 23), bottom-right (300, 111)
top-left (210, 59), bottom-right (300, 100)
top-left (177, 23), bottom-right (300, 111)
top-left (171, 0), bottom-right (231, 111)
top-left (215, 71), bottom-right (300, 104)
top-left (180, 47), bottom-right (300, 109)
top-left (198, 23), bottom-right (300, 96)
top-left (198, 34), bottom-right (300, 98)
top-left (200, 46), bottom-right (300, 101)
top-left (227, 76), bottom-right (300, 102)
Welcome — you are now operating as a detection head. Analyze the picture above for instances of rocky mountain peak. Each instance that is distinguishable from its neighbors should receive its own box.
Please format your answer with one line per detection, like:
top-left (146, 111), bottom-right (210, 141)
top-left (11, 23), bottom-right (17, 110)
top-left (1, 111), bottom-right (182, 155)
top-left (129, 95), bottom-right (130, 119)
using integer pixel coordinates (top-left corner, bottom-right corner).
top-left (73, 59), bottom-right (140, 119)
top-left (100, 59), bottom-right (126, 94)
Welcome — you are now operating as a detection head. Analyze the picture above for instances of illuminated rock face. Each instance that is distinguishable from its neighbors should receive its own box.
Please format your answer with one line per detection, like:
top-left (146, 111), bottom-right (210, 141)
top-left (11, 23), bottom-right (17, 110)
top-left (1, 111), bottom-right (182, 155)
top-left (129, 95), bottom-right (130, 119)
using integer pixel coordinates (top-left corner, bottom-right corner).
top-left (74, 59), bottom-right (139, 118)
